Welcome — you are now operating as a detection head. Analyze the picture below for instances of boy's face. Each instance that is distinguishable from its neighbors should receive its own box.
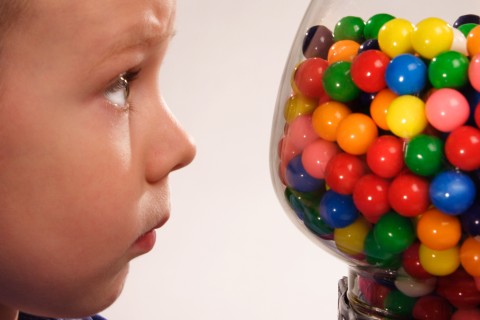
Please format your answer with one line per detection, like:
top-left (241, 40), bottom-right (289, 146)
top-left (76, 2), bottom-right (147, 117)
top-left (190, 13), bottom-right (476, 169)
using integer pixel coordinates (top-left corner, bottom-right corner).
top-left (0, 0), bottom-right (194, 317)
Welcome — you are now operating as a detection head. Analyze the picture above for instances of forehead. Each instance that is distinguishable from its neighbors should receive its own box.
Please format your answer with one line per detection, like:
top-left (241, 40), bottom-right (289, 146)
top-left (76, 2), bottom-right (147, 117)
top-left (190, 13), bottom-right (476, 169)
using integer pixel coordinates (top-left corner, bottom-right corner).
top-left (23, 0), bottom-right (175, 54)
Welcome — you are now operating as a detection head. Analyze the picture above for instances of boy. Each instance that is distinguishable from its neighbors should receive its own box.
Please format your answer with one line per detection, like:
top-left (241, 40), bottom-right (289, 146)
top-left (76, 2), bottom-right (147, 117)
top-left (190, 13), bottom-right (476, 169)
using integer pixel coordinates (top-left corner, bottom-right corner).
top-left (0, 0), bottom-right (196, 319)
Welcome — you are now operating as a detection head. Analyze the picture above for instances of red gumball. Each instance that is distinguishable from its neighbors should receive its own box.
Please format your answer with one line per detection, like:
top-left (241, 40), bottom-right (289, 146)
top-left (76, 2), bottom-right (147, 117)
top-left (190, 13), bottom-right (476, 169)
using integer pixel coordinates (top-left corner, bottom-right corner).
top-left (388, 173), bottom-right (430, 217)
top-left (353, 174), bottom-right (390, 223)
top-left (475, 102), bottom-right (480, 128)
top-left (294, 58), bottom-right (329, 98)
top-left (413, 295), bottom-right (453, 320)
top-left (324, 152), bottom-right (367, 195)
top-left (402, 242), bottom-right (433, 280)
top-left (358, 276), bottom-right (390, 308)
top-left (366, 135), bottom-right (405, 178)
top-left (445, 125), bottom-right (480, 171)
top-left (351, 50), bottom-right (390, 93)
top-left (436, 269), bottom-right (480, 309)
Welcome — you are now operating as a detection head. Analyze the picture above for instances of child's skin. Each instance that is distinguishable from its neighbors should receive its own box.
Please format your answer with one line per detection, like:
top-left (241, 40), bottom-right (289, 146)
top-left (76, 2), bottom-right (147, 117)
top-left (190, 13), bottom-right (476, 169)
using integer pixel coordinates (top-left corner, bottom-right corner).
top-left (0, 0), bottom-right (195, 319)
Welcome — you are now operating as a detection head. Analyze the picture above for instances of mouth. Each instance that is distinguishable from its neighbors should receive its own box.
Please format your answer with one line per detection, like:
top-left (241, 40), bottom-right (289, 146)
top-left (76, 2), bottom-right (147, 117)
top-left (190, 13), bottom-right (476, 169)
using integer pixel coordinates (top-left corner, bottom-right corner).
top-left (133, 214), bottom-right (169, 254)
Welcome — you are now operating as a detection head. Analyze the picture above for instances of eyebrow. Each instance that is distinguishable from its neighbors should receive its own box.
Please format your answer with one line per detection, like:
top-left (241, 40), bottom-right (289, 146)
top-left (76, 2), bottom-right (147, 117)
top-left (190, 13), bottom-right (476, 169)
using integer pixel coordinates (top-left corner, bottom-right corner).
top-left (94, 20), bottom-right (175, 69)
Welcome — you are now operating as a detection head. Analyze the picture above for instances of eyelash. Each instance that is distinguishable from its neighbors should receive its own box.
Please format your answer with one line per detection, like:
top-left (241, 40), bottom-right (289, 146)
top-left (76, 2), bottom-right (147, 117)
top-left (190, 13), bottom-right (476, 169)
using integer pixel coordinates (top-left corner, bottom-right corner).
top-left (104, 69), bottom-right (141, 112)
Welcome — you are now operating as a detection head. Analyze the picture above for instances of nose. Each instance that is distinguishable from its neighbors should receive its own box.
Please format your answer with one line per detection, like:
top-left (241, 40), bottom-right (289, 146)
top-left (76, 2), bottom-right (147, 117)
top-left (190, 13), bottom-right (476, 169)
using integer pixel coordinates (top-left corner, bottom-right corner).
top-left (144, 102), bottom-right (196, 184)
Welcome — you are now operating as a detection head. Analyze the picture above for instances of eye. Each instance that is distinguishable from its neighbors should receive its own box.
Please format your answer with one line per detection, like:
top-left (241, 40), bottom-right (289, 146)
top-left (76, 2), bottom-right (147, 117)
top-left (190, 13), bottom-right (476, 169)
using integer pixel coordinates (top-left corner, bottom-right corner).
top-left (104, 70), bottom-right (140, 111)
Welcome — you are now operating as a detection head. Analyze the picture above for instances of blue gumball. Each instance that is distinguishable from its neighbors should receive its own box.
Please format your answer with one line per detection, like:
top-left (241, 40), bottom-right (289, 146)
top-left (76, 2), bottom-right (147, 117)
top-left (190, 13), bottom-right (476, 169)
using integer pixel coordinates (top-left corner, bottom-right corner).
top-left (286, 155), bottom-right (324, 193)
top-left (461, 200), bottom-right (480, 236)
top-left (319, 190), bottom-right (359, 228)
top-left (429, 170), bottom-right (477, 215)
top-left (385, 54), bottom-right (427, 95)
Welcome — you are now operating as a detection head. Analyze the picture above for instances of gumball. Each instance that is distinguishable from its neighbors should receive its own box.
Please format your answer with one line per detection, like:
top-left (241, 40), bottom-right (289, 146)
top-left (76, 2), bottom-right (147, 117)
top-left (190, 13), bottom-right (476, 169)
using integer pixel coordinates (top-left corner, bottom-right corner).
top-left (285, 187), bottom-right (316, 220)
top-left (451, 28), bottom-right (469, 56)
top-left (374, 211), bottom-right (415, 254)
top-left (445, 126), bottom-right (480, 171)
top-left (364, 13), bottom-right (395, 39)
top-left (386, 95), bottom-right (427, 139)
top-left (467, 25), bottom-right (480, 56)
top-left (319, 190), bottom-right (358, 228)
top-left (452, 309), bottom-right (480, 320)
top-left (311, 101), bottom-right (351, 141)
top-left (453, 14), bottom-right (480, 28)
top-left (388, 173), bottom-right (430, 217)
top-left (411, 17), bottom-right (453, 60)
top-left (476, 277), bottom-right (480, 291)
top-left (327, 40), bottom-right (361, 64)
top-left (404, 134), bottom-right (444, 176)
top-left (402, 242), bottom-right (433, 280)
top-left (417, 208), bottom-right (461, 251)
top-left (436, 268), bottom-right (480, 309)
top-left (419, 244), bottom-right (460, 276)
top-left (333, 16), bottom-right (365, 43)
top-left (383, 290), bottom-right (417, 317)
top-left (395, 267), bottom-right (436, 298)
top-left (364, 229), bottom-right (401, 268)
top-left (460, 237), bottom-right (480, 277)
top-left (425, 88), bottom-right (470, 132)
top-left (285, 115), bottom-right (318, 151)
top-left (294, 58), bottom-right (329, 98)
top-left (322, 61), bottom-right (360, 102)
top-left (378, 18), bottom-right (414, 58)
top-left (353, 174), bottom-right (391, 223)
top-left (302, 25), bottom-right (334, 59)
top-left (285, 155), bottom-right (325, 193)
top-left (469, 53), bottom-right (480, 92)
top-left (334, 217), bottom-right (371, 256)
top-left (412, 295), bottom-right (453, 320)
top-left (301, 203), bottom-right (334, 239)
top-left (429, 170), bottom-right (476, 215)
top-left (301, 139), bottom-right (339, 179)
top-left (459, 23), bottom-right (479, 36)
top-left (385, 54), bottom-right (427, 95)
top-left (370, 89), bottom-right (397, 130)
top-left (336, 113), bottom-right (378, 155)
top-left (351, 50), bottom-right (390, 93)
top-left (324, 152), bottom-right (367, 194)
top-left (284, 94), bottom-right (318, 123)
top-left (358, 277), bottom-right (391, 308)
top-left (366, 135), bottom-right (404, 178)
top-left (461, 201), bottom-right (480, 236)
top-left (428, 51), bottom-right (469, 89)
top-left (358, 39), bottom-right (380, 53)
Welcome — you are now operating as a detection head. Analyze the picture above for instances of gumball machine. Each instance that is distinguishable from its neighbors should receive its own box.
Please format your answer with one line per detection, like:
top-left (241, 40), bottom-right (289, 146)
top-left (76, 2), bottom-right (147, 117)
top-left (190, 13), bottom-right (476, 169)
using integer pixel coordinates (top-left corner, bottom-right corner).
top-left (270, 0), bottom-right (480, 319)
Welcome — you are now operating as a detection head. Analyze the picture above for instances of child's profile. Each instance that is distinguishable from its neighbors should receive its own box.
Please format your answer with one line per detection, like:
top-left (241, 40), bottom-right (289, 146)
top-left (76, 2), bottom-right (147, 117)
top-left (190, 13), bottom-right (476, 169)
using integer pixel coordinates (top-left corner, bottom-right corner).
top-left (0, 0), bottom-right (195, 319)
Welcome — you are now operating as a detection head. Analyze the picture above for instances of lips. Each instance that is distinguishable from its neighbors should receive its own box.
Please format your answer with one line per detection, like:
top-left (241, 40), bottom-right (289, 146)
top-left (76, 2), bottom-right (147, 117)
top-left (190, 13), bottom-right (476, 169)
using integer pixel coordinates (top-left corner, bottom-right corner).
top-left (133, 213), bottom-right (169, 253)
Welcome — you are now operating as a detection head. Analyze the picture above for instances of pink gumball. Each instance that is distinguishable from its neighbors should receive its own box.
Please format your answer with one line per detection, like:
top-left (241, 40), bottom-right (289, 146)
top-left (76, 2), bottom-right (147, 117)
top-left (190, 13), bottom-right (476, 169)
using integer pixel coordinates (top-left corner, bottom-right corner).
top-left (285, 115), bottom-right (319, 151)
top-left (425, 88), bottom-right (470, 132)
top-left (452, 309), bottom-right (480, 320)
top-left (301, 139), bottom-right (340, 179)
top-left (470, 53), bottom-right (480, 92)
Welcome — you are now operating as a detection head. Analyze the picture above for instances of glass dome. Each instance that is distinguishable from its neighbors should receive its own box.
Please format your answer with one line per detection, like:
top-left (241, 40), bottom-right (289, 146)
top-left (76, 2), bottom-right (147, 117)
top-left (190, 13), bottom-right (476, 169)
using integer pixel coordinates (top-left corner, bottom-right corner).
top-left (270, 0), bottom-right (480, 318)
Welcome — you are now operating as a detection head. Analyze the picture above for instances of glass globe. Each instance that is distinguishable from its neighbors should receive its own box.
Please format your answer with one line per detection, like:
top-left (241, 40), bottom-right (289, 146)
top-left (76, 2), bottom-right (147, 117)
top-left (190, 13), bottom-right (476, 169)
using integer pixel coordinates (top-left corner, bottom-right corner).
top-left (270, 0), bottom-right (480, 318)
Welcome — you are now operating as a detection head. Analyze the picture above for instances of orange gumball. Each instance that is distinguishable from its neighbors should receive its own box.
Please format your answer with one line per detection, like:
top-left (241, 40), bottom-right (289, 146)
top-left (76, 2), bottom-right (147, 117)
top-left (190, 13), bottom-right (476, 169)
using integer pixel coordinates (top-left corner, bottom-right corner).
top-left (467, 25), bottom-right (480, 57)
top-left (311, 101), bottom-right (352, 141)
top-left (417, 208), bottom-right (461, 251)
top-left (327, 40), bottom-right (360, 64)
top-left (460, 237), bottom-right (480, 277)
top-left (370, 89), bottom-right (398, 130)
top-left (336, 113), bottom-right (378, 155)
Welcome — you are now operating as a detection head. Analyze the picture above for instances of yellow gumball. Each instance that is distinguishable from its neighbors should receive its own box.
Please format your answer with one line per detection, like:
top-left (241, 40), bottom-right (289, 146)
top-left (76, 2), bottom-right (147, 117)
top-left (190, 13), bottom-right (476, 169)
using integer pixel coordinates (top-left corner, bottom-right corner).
top-left (419, 244), bottom-right (460, 276)
top-left (284, 94), bottom-right (318, 123)
top-left (334, 217), bottom-right (371, 256)
top-left (378, 18), bottom-right (414, 58)
top-left (386, 95), bottom-right (427, 139)
top-left (411, 17), bottom-right (453, 60)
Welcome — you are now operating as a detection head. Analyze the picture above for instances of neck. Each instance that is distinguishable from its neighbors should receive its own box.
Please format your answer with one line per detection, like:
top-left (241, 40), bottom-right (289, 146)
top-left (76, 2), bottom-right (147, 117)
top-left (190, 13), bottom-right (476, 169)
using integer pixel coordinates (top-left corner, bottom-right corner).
top-left (0, 304), bottom-right (19, 320)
